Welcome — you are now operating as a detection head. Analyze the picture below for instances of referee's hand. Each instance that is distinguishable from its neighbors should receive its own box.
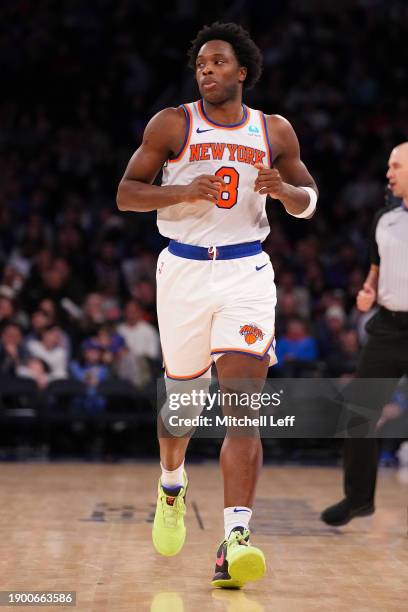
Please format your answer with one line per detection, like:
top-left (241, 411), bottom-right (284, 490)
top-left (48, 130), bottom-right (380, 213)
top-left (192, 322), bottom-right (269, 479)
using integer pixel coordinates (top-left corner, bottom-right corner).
top-left (356, 283), bottom-right (376, 312)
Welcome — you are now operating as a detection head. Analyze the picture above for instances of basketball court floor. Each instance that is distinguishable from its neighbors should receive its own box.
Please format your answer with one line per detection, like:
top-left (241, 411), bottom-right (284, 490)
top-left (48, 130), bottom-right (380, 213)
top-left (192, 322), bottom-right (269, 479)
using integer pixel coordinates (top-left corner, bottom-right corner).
top-left (0, 463), bottom-right (407, 611)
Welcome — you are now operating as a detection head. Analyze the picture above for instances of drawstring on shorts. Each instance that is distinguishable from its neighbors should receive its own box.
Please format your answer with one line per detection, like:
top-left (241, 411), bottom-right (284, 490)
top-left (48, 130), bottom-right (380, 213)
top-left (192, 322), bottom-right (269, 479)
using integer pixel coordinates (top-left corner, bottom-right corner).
top-left (208, 245), bottom-right (217, 281)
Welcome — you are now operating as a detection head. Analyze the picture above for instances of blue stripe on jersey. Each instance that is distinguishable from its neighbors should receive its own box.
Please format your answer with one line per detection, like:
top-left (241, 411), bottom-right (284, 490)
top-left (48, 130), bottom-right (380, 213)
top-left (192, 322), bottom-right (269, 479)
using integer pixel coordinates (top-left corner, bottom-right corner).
top-left (170, 104), bottom-right (190, 160)
top-left (261, 113), bottom-right (273, 167)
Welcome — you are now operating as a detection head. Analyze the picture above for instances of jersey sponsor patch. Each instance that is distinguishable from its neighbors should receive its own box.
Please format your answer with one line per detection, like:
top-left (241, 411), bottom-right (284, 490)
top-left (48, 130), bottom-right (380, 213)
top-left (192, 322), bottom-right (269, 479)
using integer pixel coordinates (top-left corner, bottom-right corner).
top-left (248, 124), bottom-right (260, 136)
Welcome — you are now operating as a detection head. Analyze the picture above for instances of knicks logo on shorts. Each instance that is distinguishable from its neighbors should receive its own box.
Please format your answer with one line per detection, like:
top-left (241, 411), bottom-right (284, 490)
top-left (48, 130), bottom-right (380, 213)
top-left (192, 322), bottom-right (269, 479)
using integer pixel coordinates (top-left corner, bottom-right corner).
top-left (239, 323), bottom-right (264, 345)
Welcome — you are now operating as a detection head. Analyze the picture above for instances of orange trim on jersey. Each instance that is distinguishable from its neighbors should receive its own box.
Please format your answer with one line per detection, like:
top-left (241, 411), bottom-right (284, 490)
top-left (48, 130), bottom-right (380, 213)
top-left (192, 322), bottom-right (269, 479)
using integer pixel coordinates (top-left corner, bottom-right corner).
top-left (258, 111), bottom-right (272, 167)
top-left (211, 334), bottom-right (275, 359)
top-left (165, 362), bottom-right (212, 380)
top-left (168, 104), bottom-right (193, 163)
top-left (198, 99), bottom-right (250, 130)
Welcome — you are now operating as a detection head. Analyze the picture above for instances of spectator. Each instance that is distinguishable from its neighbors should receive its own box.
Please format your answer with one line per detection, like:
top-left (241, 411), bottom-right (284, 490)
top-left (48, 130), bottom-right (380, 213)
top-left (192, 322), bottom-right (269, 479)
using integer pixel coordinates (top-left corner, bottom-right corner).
top-left (92, 240), bottom-right (127, 302)
top-left (0, 323), bottom-right (27, 375)
top-left (275, 292), bottom-right (299, 337)
top-left (13, 213), bottom-right (52, 260)
top-left (0, 292), bottom-right (16, 327)
top-left (0, 287), bottom-right (29, 329)
top-left (97, 280), bottom-right (122, 324)
top-left (26, 324), bottom-right (68, 380)
top-left (2, 259), bottom-right (29, 295)
top-left (17, 357), bottom-right (50, 390)
top-left (341, 169), bottom-right (382, 211)
top-left (117, 299), bottom-right (160, 361)
top-left (69, 339), bottom-right (109, 412)
top-left (25, 305), bottom-right (72, 358)
top-left (276, 269), bottom-right (311, 319)
top-left (37, 298), bottom-right (57, 324)
top-left (112, 344), bottom-right (152, 388)
top-left (131, 280), bottom-right (157, 324)
top-left (55, 225), bottom-right (94, 285)
top-left (325, 244), bottom-right (359, 291)
top-left (93, 325), bottom-right (126, 367)
top-left (20, 258), bottom-right (85, 318)
top-left (78, 293), bottom-right (107, 339)
top-left (121, 247), bottom-right (157, 293)
top-left (81, 324), bottom-right (151, 387)
top-left (275, 317), bottom-right (318, 374)
top-left (25, 309), bottom-right (50, 342)
top-left (317, 305), bottom-right (346, 358)
top-left (327, 329), bottom-right (359, 377)
top-left (21, 249), bottom-right (53, 294)
top-left (344, 268), bottom-right (365, 312)
top-left (303, 263), bottom-right (326, 310)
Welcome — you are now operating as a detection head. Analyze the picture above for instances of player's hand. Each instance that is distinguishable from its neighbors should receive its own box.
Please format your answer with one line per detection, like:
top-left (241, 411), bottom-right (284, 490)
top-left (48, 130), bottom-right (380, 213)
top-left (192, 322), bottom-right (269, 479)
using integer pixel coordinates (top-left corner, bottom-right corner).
top-left (182, 175), bottom-right (226, 204)
top-left (254, 163), bottom-right (287, 198)
top-left (356, 283), bottom-right (376, 312)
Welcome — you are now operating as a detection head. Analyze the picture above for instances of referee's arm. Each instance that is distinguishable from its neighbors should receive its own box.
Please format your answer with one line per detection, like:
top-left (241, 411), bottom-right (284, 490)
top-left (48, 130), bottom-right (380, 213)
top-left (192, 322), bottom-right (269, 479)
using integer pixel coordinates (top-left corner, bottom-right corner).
top-left (356, 213), bottom-right (381, 312)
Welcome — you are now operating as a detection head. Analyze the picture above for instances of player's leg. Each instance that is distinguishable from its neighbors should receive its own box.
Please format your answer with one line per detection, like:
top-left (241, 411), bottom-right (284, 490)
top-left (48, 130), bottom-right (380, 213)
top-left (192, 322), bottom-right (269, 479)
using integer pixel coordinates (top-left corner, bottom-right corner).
top-left (153, 248), bottom-right (213, 555)
top-left (211, 352), bottom-right (269, 588)
top-left (154, 378), bottom-right (190, 557)
top-left (157, 383), bottom-right (191, 472)
top-left (217, 353), bottom-right (268, 509)
top-left (155, 403), bottom-right (190, 553)
top-left (208, 251), bottom-right (276, 587)
top-left (153, 372), bottom-right (213, 556)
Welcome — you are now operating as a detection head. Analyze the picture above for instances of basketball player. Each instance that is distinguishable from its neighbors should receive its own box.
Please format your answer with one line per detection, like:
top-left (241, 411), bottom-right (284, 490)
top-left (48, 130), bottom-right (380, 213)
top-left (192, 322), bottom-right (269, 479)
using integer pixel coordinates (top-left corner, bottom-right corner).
top-left (117, 22), bottom-right (318, 588)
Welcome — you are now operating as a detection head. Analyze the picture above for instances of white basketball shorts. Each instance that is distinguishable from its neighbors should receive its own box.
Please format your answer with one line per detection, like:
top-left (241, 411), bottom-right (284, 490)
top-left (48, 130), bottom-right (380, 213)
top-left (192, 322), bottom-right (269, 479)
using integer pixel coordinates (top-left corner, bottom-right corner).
top-left (156, 241), bottom-right (277, 380)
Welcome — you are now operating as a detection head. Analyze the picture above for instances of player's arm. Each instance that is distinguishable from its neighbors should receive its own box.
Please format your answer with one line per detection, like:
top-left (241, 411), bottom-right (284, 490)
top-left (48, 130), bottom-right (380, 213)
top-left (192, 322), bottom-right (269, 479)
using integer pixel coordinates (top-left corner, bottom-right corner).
top-left (254, 115), bottom-right (318, 219)
top-left (117, 108), bottom-right (225, 213)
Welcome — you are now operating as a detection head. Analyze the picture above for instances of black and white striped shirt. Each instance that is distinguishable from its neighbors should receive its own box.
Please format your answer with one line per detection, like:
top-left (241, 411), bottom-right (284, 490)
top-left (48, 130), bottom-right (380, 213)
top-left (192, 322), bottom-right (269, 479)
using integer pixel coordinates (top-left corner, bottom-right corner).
top-left (370, 202), bottom-right (408, 311)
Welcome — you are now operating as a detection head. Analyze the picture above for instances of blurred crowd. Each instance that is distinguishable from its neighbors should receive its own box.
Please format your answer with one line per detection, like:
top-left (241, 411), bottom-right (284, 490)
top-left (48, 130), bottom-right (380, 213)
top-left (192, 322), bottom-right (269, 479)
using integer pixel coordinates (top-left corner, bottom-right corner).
top-left (1, 1), bottom-right (408, 405)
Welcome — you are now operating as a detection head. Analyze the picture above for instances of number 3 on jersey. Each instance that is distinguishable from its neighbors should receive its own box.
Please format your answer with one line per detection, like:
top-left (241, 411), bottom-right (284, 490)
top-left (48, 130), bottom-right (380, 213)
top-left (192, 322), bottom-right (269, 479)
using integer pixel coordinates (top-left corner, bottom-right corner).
top-left (215, 167), bottom-right (239, 209)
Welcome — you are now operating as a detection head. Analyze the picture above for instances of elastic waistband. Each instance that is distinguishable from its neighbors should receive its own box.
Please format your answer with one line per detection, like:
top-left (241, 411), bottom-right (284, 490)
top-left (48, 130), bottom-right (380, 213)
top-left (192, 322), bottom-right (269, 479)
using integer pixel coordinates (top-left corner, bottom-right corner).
top-left (168, 240), bottom-right (262, 260)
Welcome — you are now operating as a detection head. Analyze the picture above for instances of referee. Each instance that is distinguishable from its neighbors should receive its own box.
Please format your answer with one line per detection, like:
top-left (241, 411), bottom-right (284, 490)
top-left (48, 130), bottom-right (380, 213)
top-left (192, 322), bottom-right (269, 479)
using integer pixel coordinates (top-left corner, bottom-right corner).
top-left (321, 142), bottom-right (408, 526)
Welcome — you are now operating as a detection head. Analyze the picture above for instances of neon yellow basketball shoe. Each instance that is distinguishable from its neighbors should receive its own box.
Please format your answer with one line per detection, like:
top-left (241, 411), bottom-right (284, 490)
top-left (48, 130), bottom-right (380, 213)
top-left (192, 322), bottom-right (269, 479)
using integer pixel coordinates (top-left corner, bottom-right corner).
top-left (211, 527), bottom-right (266, 588)
top-left (152, 471), bottom-right (188, 557)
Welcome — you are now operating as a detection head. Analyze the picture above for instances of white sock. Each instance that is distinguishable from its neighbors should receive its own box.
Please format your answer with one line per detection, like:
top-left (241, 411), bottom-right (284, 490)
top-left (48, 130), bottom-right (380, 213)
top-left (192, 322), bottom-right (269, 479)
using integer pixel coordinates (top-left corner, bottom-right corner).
top-left (224, 506), bottom-right (252, 539)
top-left (160, 460), bottom-right (185, 489)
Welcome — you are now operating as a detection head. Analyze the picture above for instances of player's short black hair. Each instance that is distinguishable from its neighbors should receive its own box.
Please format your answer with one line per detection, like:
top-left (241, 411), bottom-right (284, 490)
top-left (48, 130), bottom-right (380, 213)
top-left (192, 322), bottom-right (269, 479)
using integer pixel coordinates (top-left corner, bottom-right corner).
top-left (187, 22), bottom-right (263, 90)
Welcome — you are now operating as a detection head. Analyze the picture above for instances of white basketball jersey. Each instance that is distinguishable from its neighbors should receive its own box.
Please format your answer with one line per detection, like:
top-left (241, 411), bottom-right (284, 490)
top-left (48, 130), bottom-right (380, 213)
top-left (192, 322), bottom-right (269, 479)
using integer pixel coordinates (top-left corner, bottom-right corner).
top-left (158, 100), bottom-right (272, 247)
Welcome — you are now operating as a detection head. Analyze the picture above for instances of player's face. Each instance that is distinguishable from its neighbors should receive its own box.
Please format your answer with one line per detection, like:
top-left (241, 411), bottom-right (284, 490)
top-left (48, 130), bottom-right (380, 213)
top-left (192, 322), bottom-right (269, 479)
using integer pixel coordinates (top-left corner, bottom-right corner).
top-left (195, 40), bottom-right (247, 104)
top-left (386, 145), bottom-right (408, 199)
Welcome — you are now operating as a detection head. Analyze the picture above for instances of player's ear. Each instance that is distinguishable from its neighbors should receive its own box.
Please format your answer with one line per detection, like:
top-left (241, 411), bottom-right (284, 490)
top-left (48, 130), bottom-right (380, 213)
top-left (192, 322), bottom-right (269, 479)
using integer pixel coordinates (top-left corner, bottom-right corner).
top-left (238, 66), bottom-right (247, 84)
